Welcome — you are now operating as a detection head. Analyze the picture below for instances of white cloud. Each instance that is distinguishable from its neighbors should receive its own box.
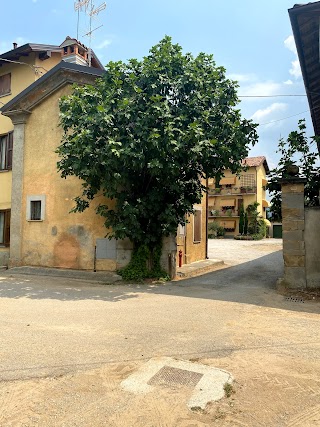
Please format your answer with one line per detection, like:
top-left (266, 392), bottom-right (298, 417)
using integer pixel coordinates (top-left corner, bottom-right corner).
top-left (240, 81), bottom-right (282, 97)
top-left (289, 59), bottom-right (302, 79)
top-left (95, 39), bottom-right (112, 49)
top-left (251, 102), bottom-right (288, 123)
top-left (284, 35), bottom-right (297, 55)
top-left (284, 79), bottom-right (293, 85)
top-left (227, 73), bottom-right (256, 83)
top-left (284, 34), bottom-right (302, 79)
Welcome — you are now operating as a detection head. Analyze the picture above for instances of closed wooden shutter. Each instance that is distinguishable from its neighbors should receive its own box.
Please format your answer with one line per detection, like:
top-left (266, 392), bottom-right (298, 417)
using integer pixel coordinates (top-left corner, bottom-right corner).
top-left (7, 132), bottom-right (13, 169)
top-left (0, 73), bottom-right (11, 96)
top-left (193, 209), bottom-right (202, 242)
top-left (4, 210), bottom-right (10, 246)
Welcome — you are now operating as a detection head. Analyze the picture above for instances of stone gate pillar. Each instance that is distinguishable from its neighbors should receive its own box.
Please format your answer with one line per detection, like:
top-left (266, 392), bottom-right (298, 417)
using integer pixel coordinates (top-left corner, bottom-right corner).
top-left (279, 177), bottom-right (307, 289)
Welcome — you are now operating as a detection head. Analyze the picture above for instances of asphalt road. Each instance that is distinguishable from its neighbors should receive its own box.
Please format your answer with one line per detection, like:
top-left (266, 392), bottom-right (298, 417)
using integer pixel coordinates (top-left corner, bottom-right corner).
top-left (0, 238), bottom-right (317, 384)
top-left (1, 239), bottom-right (320, 426)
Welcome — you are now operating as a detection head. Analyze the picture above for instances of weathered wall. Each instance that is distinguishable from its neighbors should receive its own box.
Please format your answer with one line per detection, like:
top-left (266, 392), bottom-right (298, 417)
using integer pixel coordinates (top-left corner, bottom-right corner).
top-left (19, 86), bottom-right (116, 270)
top-left (305, 207), bottom-right (320, 288)
top-left (0, 171), bottom-right (12, 209)
top-left (14, 84), bottom-right (180, 274)
top-left (183, 194), bottom-right (207, 264)
top-left (0, 50), bottom-right (62, 267)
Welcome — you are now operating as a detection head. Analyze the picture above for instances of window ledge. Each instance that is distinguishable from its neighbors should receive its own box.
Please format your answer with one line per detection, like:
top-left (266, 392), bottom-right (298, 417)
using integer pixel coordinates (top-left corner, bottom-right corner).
top-left (27, 219), bottom-right (44, 222)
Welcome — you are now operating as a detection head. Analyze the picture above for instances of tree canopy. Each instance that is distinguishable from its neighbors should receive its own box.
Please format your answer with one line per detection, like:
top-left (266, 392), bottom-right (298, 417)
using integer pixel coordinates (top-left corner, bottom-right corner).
top-left (268, 119), bottom-right (320, 222)
top-left (57, 36), bottom-right (258, 277)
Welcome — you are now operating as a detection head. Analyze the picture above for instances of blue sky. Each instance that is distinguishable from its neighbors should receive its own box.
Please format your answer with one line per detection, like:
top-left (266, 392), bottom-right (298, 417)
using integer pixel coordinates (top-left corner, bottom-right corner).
top-left (1, 0), bottom-right (315, 169)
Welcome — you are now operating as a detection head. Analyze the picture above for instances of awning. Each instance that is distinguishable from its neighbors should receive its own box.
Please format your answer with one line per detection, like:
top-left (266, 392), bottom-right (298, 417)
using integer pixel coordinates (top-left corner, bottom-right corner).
top-left (262, 179), bottom-right (268, 186)
top-left (262, 199), bottom-right (270, 208)
top-left (219, 177), bottom-right (236, 185)
top-left (220, 220), bottom-right (236, 229)
top-left (221, 198), bottom-right (236, 207)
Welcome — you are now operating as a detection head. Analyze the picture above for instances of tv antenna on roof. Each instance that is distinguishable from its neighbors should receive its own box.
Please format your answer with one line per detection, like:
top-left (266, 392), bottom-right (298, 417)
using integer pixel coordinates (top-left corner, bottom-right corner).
top-left (74, 0), bottom-right (107, 66)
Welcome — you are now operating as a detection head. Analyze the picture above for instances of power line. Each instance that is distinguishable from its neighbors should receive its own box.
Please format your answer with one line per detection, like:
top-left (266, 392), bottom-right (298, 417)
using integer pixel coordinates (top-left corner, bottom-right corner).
top-left (239, 94), bottom-right (307, 98)
top-left (258, 110), bottom-right (309, 126)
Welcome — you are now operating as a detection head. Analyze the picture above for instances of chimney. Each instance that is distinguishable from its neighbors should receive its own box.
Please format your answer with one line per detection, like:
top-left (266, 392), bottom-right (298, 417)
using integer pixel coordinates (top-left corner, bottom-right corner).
top-left (13, 42), bottom-right (18, 49)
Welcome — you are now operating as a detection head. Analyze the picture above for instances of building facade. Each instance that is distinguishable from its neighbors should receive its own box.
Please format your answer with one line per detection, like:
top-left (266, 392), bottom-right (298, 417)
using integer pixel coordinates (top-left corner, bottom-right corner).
top-left (0, 37), bottom-right (104, 266)
top-left (1, 54), bottom-right (207, 275)
top-left (207, 156), bottom-right (269, 236)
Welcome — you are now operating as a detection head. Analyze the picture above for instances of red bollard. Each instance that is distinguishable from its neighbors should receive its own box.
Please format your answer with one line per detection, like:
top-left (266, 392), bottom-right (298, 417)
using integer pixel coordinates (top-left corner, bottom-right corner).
top-left (178, 250), bottom-right (183, 267)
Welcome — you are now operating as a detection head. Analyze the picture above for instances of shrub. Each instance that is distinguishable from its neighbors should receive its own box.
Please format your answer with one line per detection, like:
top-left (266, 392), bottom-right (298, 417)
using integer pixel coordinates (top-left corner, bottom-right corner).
top-left (208, 222), bottom-right (225, 238)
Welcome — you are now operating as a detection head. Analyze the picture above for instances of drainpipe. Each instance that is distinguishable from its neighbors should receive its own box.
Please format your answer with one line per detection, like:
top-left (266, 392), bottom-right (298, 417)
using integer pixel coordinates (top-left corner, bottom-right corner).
top-left (205, 177), bottom-right (209, 259)
top-left (256, 168), bottom-right (258, 204)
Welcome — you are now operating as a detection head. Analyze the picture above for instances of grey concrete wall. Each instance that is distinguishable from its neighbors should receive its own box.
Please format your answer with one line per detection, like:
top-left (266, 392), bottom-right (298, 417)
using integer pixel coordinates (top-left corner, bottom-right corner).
top-left (161, 235), bottom-right (177, 279)
top-left (0, 250), bottom-right (9, 267)
top-left (281, 180), bottom-right (306, 288)
top-left (116, 235), bottom-right (177, 278)
top-left (6, 112), bottom-right (30, 267)
top-left (305, 207), bottom-right (320, 288)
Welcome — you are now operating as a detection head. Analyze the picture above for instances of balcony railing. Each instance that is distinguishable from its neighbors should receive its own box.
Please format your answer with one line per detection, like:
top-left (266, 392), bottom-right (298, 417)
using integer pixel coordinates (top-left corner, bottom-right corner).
top-left (208, 186), bottom-right (257, 196)
top-left (208, 209), bottom-right (239, 217)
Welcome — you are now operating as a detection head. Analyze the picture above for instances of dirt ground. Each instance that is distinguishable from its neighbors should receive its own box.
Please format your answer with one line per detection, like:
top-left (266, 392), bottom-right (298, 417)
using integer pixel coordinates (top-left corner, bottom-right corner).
top-left (1, 239), bottom-right (320, 426)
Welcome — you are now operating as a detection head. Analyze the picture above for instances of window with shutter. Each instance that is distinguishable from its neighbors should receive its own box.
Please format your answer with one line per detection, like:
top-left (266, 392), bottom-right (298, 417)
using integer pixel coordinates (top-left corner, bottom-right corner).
top-left (0, 73), bottom-right (11, 96)
top-left (0, 132), bottom-right (13, 170)
top-left (26, 195), bottom-right (46, 221)
top-left (7, 132), bottom-right (13, 169)
top-left (0, 210), bottom-right (10, 246)
top-left (30, 201), bottom-right (42, 220)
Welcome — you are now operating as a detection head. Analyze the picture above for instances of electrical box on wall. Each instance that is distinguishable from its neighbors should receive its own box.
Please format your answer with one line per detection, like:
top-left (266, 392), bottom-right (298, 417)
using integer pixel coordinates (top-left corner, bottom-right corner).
top-left (96, 238), bottom-right (117, 259)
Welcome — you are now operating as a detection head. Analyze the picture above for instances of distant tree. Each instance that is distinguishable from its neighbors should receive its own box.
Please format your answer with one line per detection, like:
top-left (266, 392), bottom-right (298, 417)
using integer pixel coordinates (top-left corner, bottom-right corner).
top-left (239, 205), bottom-right (245, 235)
top-left (57, 36), bottom-right (258, 279)
top-left (268, 120), bottom-right (320, 222)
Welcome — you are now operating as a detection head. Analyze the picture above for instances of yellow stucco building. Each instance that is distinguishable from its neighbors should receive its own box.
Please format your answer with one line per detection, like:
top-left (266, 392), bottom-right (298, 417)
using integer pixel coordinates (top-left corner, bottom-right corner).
top-left (0, 37), bottom-right (104, 267)
top-left (207, 157), bottom-right (270, 236)
top-left (1, 48), bottom-right (207, 275)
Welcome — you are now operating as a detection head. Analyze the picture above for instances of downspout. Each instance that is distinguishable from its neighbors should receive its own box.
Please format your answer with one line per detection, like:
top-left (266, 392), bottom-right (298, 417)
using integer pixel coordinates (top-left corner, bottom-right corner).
top-left (256, 167), bottom-right (258, 204)
top-left (205, 177), bottom-right (209, 259)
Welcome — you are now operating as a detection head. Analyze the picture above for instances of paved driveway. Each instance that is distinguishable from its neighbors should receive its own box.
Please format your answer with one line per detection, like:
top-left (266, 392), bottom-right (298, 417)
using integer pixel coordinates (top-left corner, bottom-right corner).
top-left (1, 239), bottom-right (320, 426)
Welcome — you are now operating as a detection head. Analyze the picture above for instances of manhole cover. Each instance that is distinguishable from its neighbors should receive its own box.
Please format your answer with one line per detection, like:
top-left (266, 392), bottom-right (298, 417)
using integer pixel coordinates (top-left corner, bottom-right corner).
top-left (148, 365), bottom-right (203, 388)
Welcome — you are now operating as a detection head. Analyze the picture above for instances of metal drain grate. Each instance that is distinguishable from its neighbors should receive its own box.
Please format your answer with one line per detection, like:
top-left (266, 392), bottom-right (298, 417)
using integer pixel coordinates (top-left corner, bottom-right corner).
top-left (285, 296), bottom-right (305, 303)
top-left (147, 366), bottom-right (203, 388)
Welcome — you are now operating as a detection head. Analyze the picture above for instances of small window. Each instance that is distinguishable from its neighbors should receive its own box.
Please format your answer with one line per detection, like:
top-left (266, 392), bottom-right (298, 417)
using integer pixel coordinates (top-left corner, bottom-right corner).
top-left (0, 73), bottom-right (11, 97)
top-left (30, 201), bottom-right (42, 220)
top-left (0, 210), bottom-right (10, 246)
top-left (193, 209), bottom-right (202, 243)
top-left (0, 132), bottom-right (13, 170)
top-left (26, 195), bottom-right (46, 221)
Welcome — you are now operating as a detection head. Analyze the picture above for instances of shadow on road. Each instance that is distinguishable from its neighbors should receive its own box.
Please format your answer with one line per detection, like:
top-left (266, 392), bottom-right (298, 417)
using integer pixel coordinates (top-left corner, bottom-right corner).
top-left (0, 250), bottom-right (319, 314)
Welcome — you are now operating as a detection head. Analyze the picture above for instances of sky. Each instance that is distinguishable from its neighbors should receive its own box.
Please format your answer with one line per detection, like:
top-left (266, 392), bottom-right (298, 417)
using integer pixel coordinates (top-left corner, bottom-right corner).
top-left (0, 0), bottom-right (315, 169)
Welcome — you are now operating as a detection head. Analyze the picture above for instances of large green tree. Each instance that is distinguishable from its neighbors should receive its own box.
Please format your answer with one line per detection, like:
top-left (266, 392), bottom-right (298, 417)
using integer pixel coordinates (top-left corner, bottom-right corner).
top-left (57, 36), bottom-right (258, 278)
top-left (268, 120), bottom-right (320, 222)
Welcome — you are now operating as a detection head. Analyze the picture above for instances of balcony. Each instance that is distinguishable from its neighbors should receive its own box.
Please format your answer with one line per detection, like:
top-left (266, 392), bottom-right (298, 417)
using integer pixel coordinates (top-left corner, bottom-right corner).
top-left (208, 186), bottom-right (257, 196)
top-left (208, 208), bottom-right (239, 218)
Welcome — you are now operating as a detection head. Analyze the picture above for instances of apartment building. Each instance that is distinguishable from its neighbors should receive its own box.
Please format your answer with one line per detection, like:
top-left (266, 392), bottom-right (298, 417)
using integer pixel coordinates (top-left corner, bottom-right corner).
top-left (207, 156), bottom-right (269, 236)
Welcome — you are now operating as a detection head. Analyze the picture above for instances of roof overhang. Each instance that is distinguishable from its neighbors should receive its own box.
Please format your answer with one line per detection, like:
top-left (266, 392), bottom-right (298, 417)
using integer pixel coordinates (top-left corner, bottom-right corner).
top-left (0, 62), bottom-right (105, 116)
top-left (0, 43), bottom-right (61, 63)
top-left (289, 1), bottom-right (320, 153)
